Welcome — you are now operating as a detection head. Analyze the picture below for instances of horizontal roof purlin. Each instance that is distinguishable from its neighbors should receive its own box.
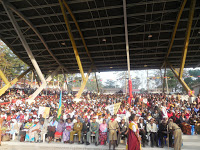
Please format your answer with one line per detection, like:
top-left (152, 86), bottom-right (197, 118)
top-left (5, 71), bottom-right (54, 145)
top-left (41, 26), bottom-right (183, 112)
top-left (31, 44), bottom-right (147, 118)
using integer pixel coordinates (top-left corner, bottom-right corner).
top-left (0, 0), bottom-right (200, 74)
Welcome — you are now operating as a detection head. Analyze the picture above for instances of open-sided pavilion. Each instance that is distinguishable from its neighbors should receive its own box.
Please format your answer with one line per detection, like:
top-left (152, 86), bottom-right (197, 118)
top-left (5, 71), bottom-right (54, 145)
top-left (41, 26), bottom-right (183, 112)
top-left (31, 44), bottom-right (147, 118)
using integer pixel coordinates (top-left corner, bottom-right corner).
top-left (0, 0), bottom-right (199, 101)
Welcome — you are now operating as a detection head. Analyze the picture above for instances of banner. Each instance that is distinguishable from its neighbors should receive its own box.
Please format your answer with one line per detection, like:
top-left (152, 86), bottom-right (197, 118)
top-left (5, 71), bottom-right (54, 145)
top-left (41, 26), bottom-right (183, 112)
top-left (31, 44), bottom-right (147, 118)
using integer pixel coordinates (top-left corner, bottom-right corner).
top-left (105, 102), bottom-right (121, 115)
top-left (38, 107), bottom-right (50, 118)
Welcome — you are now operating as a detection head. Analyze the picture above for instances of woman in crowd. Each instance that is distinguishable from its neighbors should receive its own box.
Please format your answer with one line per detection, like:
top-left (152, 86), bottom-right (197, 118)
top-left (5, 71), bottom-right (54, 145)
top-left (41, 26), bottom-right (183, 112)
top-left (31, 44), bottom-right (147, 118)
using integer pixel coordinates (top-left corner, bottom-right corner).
top-left (54, 119), bottom-right (65, 142)
top-left (127, 114), bottom-right (141, 150)
top-left (25, 119), bottom-right (39, 142)
top-left (99, 119), bottom-right (107, 145)
top-left (63, 118), bottom-right (73, 143)
top-left (47, 117), bottom-right (58, 143)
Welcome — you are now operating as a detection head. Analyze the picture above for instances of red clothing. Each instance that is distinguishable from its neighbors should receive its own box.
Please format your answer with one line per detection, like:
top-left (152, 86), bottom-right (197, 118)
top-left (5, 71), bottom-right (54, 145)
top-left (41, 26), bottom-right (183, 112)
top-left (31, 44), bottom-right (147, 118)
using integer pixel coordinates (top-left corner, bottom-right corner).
top-left (127, 128), bottom-right (141, 150)
top-left (167, 112), bottom-right (173, 119)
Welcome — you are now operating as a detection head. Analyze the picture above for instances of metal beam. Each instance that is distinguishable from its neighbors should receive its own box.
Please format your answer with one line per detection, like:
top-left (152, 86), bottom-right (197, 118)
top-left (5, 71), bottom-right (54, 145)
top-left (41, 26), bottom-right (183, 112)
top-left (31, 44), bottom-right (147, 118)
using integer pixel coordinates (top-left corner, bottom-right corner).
top-left (5, 26), bottom-right (200, 41)
top-left (31, 54), bottom-right (200, 63)
top-left (0, 69), bottom-right (9, 85)
top-left (4, 0), bottom-right (178, 13)
top-left (161, 0), bottom-right (187, 69)
top-left (0, 68), bottom-right (31, 96)
top-left (11, 36), bottom-right (200, 49)
top-left (167, 61), bottom-right (193, 95)
top-left (62, 0), bottom-right (96, 70)
top-left (179, 0), bottom-right (196, 78)
top-left (59, 0), bottom-right (85, 81)
top-left (4, 1), bottom-right (69, 73)
top-left (76, 66), bottom-right (93, 99)
top-left (28, 66), bottom-right (61, 102)
top-left (2, 1), bottom-right (47, 86)
top-left (2, 15), bottom-right (200, 34)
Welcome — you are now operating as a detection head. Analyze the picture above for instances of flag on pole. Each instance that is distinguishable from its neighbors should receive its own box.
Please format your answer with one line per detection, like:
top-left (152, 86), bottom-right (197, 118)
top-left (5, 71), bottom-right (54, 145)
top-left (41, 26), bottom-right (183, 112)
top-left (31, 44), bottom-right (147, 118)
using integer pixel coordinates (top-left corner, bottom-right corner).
top-left (57, 90), bottom-right (62, 119)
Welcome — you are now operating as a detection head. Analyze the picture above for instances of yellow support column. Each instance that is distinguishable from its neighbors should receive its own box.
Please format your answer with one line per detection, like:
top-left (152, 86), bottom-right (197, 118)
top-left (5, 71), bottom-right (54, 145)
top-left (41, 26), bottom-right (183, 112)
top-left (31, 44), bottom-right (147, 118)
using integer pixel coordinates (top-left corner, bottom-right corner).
top-left (59, 0), bottom-right (85, 81)
top-left (167, 62), bottom-right (193, 96)
top-left (0, 70), bottom-right (9, 85)
top-left (161, 0), bottom-right (187, 69)
top-left (179, 0), bottom-right (196, 78)
top-left (76, 66), bottom-right (93, 99)
top-left (0, 68), bottom-right (31, 96)
top-left (62, 0), bottom-right (95, 66)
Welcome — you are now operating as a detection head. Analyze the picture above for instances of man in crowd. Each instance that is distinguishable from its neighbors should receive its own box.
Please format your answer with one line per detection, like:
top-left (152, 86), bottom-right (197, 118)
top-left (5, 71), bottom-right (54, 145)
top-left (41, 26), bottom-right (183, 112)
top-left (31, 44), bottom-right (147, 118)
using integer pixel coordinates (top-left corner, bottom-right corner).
top-left (168, 119), bottom-right (182, 150)
top-left (138, 118), bottom-right (147, 147)
top-left (108, 115), bottom-right (119, 150)
top-left (86, 118), bottom-right (99, 146)
top-left (117, 119), bottom-right (128, 146)
top-left (147, 118), bottom-right (158, 147)
top-left (70, 118), bottom-right (82, 144)
top-left (81, 118), bottom-right (90, 144)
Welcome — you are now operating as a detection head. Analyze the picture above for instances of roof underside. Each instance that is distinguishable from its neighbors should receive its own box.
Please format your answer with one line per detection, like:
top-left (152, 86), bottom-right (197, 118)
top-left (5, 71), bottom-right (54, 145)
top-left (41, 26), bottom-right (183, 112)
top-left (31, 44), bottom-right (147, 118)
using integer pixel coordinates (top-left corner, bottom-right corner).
top-left (0, 0), bottom-right (200, 74)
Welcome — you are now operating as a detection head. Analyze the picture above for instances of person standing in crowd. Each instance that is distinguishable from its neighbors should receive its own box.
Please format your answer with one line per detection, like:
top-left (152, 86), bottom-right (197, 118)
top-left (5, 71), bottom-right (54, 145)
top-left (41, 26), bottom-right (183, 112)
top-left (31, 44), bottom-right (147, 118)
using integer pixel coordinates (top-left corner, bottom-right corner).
top-left (47, 117), bottom-right (58, 143)
top-left (86, 118), bottom-right (99, 146)
top-left (63, 118), bottom-right (73, 143)
top-left (117, 119), bottom-right (128, 146)
top-left (127, 114), bottom-right (141, 150)
top-left (81, 118), bottom-right (90, 144)
top-left (70, 118), bottom-right (82, 144)
top-left (146, 118), bottom-right (158, 147)
top-left (138, 118), bottom-right (146, 147)
top-left (168, 119), bottom-right (182, 150)
top-left (99, 119), bottom-right (108, 145)
top-left (108, 115), bottom-right (119, 150)
top-left (158, 118), bottom-right (172, 148)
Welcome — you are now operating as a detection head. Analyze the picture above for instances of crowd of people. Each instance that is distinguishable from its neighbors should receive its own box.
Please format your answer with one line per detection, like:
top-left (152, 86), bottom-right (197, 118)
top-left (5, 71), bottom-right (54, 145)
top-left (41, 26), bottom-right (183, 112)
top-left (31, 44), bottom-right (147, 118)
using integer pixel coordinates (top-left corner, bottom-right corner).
top-left (0, 90), bottom-right (200, 150)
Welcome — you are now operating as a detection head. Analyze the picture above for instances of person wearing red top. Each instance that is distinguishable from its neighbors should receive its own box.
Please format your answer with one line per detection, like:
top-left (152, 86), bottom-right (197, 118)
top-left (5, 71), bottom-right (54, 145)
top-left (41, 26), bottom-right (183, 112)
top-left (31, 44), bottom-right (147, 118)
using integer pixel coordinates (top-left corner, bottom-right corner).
top-left (167, 110), bottom-right (174, 119)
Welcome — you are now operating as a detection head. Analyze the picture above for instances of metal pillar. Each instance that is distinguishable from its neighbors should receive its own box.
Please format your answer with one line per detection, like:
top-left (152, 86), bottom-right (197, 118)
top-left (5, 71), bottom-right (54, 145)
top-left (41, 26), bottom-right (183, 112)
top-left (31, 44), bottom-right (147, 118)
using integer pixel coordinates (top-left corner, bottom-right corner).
top-left (33, 70), bottom-right (41, 86)
top-left (59, 0), bottom-right (85, 81)
top-left (28, 66), bottom-right (61, 102)
top-left (76, 66), bottom-right (93, 99)
top-left (161, 0), bottom-right (187, 69)
top-left (123, 0), bottom-right (131, 80)
top-left (62, 0), bottom-right (95, 68)
top-left (167, 61), bottom-right (193, 96)
top-left (4, 1), bottom-right (69, 73)
top-left (2, 2), bottom-right (47, 86)
top-left (0, 70), bottom-right (9, 85)
top-left (179, 0), bottom-right (196, 78)
top-left (0, 68), bottom-right (31, 96)
top-left (123, 0), bottom-right (132, 104)
top-left (160, 69), bottom-right (164, 94)
top-left (94, 73), bottom-right (99, 93)
top-left (147, 70), bottom-right (149, 93)
top-left (163, 64), bottom-right (167, 93)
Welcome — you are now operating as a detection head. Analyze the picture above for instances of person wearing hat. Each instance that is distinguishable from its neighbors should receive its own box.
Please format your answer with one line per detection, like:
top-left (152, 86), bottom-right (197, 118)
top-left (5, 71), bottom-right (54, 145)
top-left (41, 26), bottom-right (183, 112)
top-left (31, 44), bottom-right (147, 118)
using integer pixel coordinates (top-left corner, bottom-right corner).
top-left (108, 115), bottom-right (119, 150)
top-left (86, 117), bottom-right (99, 146)
top-left (168, 119), bottom-right (182, 150)
top-left (25, 119), bottom-right (39, 142)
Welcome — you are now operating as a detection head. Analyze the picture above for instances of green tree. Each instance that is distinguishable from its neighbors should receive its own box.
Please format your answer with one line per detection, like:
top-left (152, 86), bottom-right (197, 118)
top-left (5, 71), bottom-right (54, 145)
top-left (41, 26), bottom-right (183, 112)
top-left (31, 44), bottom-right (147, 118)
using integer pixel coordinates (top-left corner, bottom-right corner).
top-left (104, 80), bottom-right (115, 88)
top-left (132, 77), bottom-right (141, 89)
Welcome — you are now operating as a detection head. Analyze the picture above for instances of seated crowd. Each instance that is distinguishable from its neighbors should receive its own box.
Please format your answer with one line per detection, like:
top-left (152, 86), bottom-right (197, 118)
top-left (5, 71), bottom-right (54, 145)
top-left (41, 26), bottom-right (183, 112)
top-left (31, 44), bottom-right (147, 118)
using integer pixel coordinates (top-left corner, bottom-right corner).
top-left (0, 92), bottom-right (200, 149)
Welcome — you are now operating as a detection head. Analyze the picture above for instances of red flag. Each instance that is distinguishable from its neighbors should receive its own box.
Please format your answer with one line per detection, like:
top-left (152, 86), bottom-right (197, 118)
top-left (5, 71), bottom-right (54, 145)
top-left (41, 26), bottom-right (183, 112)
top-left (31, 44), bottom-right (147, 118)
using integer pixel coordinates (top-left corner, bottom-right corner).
top-left (128, 79), bottom-right (133, 105)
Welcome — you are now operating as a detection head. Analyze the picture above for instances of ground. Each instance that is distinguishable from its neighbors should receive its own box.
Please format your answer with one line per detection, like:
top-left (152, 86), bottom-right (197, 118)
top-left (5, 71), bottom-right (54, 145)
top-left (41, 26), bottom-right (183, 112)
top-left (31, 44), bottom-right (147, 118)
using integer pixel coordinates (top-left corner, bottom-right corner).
top-left (0, 135), bottom-right (199, 150)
